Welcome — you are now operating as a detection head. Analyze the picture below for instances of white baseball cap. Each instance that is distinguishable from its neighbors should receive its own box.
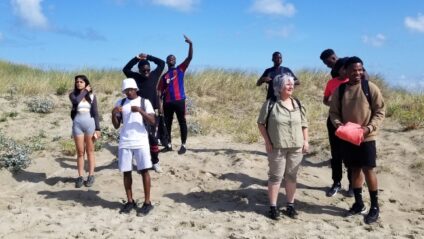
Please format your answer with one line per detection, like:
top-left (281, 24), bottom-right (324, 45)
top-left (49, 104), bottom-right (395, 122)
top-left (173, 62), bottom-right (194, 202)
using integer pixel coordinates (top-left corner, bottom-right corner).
top-left (121, 78), bottom-right (139, 93)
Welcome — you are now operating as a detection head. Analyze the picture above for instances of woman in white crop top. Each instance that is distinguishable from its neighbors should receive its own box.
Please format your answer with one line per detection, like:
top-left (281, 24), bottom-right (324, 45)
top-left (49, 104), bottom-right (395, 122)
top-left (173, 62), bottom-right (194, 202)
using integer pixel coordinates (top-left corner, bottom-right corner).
top-left (69, 75), bottom-right (101, 188)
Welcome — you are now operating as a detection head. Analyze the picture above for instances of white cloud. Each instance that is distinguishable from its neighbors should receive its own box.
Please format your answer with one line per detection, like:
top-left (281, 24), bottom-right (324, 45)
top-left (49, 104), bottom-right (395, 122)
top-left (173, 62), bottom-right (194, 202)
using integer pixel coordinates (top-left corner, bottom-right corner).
top-left (405, 14), bottom-right (424, 32)
top-left (250, 0), bottom-right (296, 17)
top-left (56, 27), bottom-right (107, 41)
top-left (11, 0), bottom-right (49, 30)
top-left (362, 33), bottom-right (386, 47)
top-left (265, 25), bottom-right (294, 38)
top-left (151, 0), bottom-right (198, 12)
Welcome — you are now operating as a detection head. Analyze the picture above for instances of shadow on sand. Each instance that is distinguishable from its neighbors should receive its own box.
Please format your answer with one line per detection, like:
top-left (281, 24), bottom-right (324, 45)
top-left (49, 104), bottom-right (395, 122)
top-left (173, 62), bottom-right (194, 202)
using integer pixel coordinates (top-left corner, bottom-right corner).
top-left (38, 189), bottom-right (122, 210)
top-left (164, 187), bottom-right (345, 218)
top-left (165, 172), bottom-right (345, 218)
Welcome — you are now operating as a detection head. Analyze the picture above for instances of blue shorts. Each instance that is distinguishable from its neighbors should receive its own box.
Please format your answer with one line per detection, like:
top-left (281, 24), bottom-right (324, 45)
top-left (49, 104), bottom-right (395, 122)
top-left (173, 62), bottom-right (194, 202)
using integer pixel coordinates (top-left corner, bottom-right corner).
top-left (72, 112), bottom-right (95, 136)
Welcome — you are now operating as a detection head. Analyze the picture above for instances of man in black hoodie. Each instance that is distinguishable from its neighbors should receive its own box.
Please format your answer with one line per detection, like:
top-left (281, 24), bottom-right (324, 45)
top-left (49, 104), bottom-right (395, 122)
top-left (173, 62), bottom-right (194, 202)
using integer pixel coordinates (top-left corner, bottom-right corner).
top-left (123, 53), bottom-right (165, 172)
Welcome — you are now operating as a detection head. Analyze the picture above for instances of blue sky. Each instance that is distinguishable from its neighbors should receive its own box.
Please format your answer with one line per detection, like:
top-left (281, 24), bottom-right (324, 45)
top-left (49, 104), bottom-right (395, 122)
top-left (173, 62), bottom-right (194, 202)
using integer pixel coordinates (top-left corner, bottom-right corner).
top-left (0, 0), bottom-right (423, 90)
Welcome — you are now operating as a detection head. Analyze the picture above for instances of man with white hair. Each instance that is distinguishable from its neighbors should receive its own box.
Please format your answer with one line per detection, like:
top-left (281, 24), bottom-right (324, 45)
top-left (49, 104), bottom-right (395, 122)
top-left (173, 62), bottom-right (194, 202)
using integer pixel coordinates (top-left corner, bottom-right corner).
top-left (112, 78), bottom-right (156, 216)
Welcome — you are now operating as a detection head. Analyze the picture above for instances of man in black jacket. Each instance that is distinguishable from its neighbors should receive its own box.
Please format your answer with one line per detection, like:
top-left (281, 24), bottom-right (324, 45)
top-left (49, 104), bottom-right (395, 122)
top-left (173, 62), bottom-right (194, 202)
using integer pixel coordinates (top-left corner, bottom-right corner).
top-left (123, 53), bottom-right (165, 173)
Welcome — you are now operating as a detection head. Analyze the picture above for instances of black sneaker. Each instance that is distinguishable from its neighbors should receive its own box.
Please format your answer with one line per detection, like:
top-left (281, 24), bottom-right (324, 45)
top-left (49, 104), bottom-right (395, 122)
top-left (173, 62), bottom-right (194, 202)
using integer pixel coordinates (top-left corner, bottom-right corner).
top-left (160, 145), bottom-right (173, 153)
top-left (268, 206), bottom-right (280, 220)
top-left (178, 145), bottom-right (186, 155)
top-left (326, 182), bottom-right (341, 197)
top-left (137, 202), bottom-right (154, 216)
top-left (285, 205), bottom-right (298, 219)
top-left (365, 207), bottom-right (379, 224)
top-left (75, 176), bottom-right (84, 188)
top-left (345, 203), bottom-right (367, 217)
top-left (119, 201), bottom-right (137, 214)
top-left (85, 175), bottom-right (95, 187)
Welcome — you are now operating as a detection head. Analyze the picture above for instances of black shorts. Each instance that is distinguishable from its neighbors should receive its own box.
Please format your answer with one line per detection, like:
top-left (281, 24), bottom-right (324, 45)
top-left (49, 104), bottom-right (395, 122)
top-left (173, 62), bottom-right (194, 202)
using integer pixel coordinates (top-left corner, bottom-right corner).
top-left (341, 140), bottom-right (376, 168)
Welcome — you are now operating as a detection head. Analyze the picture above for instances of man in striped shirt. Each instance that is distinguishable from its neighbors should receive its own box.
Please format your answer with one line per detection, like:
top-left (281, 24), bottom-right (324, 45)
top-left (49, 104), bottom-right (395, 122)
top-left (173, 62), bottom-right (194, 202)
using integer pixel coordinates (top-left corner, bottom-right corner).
top-left (158, 35), bottom-right (193, 155)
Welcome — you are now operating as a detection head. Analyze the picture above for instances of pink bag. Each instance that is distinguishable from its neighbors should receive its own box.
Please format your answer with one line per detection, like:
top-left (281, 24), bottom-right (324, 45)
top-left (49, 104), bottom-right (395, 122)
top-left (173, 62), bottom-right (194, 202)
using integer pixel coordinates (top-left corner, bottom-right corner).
top-left (335, 122), bottom-right (364, 146)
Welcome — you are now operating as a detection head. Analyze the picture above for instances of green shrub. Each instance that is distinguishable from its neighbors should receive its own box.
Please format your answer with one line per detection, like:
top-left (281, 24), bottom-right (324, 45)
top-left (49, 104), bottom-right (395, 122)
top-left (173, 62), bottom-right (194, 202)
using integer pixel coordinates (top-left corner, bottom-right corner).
top-left (7, 112), bottom-right (18, 118)
top-left (56, 83), bottom-right (68, 95)
top-left (187, 120), bottom-right (202, 135)
top-left (60, 139), bottom-right (76, 156)
top-left (101, 127), bottom-right (120, 142)
top-left (25, 131), bottom-right (47, 151)
top-left (94, 140), bottom-right (103, 151)
top-left (26, 97), bottom-right (55, 113)
top-left (0, 132), bottom-right (31, 172)
top-left (386, 95), bottom-right (424, 130)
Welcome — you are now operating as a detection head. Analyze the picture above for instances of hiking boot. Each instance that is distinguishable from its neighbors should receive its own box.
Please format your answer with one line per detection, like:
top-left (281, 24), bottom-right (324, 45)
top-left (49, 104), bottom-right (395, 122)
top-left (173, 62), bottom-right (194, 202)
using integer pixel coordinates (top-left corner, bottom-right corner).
top-left (75, 176), bottom-right (84, 188)
top-left (345, 203), bottom-right (366, 217)
top-left (178, 145), bottom-right (187, 155)
top-left (119, 201), bottom-right (137, 214)
top-left (285, 205), bottom-right (298, 219)
top-left (347, 185), bottom-right (354, 197)
top-left (152, 163), bottom-right (162, 173)
top-left (85, 175), bottom-right (95, 187)
top-left (268, 206), bottom-right (280, 220)
top-left (137, 202), bottom-right (154, 216)
top-left (326, 182), bottom-right (341, 197)
top-left (365, 207), bottom-right (379, 224)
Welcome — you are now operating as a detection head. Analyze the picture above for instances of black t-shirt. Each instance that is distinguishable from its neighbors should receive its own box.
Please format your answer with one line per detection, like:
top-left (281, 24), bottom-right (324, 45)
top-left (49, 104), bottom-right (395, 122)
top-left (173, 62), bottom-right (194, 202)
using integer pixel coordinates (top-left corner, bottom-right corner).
top-left (261, 66), bottom-right (298, 99)
top-left (123, 56), bottom-right (165, 109)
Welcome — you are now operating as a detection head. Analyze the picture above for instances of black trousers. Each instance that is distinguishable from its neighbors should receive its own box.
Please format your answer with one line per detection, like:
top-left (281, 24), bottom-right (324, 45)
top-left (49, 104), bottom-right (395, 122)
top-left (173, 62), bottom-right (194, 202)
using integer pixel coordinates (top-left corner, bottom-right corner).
top-left (148, 117), bottom-right (159, 165)
top-left (163, 99), bottom-right (187, 145)
top-left (327, 117), bottom-right (352, 185)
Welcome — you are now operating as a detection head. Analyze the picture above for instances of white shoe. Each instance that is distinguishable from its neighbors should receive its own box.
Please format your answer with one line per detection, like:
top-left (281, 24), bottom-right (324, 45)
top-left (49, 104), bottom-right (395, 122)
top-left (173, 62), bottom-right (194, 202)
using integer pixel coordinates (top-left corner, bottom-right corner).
top-left (153, 163), bottom-right (162, 173)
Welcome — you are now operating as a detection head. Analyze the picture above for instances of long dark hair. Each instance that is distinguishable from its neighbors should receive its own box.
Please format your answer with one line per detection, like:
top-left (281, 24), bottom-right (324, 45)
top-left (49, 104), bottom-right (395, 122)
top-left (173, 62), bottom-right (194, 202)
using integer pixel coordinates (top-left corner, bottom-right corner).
top-left (73, 74), bottom-right (92, 103)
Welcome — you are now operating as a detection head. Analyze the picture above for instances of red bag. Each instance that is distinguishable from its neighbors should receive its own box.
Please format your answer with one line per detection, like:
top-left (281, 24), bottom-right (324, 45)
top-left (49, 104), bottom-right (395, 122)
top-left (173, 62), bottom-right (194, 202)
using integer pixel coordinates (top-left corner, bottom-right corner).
top-left (335, 122), bottom-right (364, 146)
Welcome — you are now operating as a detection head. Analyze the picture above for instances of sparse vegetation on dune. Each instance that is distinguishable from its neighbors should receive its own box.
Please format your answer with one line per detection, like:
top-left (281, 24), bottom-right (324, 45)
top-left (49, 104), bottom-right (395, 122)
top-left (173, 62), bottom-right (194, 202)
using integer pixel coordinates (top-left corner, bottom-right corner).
top-left (0, 60), bottom-right (423, 171)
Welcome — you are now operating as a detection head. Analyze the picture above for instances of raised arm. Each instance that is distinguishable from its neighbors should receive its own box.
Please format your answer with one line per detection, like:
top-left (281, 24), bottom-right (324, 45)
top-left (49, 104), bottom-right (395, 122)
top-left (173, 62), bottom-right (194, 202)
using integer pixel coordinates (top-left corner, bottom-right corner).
top-left (69, 90), bottom-right (88, 105)
top-left (123, 55), bottom-right (142, 78)
top-left (147, 54), bottom-right (165, 75)
top-left (180, 35), bottom-right (193, 68)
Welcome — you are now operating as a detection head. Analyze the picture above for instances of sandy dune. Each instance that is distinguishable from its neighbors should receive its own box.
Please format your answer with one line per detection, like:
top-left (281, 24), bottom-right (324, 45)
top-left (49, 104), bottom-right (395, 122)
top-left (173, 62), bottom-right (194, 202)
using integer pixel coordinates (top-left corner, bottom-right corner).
top-left (0, 95), bottom-right (423, 239)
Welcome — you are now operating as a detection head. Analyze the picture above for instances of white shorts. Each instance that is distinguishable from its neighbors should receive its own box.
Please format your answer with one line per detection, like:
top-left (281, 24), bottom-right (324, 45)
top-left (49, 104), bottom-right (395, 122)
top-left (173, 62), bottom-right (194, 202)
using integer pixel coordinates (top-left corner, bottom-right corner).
top-left (118, 146), bottom-right (152, 172)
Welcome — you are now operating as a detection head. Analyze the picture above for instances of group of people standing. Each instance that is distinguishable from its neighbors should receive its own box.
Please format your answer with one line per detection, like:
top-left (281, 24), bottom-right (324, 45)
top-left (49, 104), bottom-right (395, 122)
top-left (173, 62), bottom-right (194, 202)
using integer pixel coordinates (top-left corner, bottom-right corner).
top-left (257, 49), bottom-right (385, 225)
top-left (68, 35), bottom-right (193, 216)
top-left (67, 39), bottom-right (386, 224)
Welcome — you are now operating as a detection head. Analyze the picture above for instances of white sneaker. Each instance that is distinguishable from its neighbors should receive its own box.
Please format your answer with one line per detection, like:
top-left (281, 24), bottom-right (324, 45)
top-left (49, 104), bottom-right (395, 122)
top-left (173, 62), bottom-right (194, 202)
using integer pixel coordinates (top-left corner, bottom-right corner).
top-left (153, 163), bottom-right (162, 173)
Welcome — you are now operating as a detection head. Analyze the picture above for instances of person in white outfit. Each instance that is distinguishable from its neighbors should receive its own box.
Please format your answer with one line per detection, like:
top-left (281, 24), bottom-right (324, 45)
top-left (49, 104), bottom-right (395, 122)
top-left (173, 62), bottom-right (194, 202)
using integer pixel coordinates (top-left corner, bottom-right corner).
top-left (112, 78), bottom-right (155, 216)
